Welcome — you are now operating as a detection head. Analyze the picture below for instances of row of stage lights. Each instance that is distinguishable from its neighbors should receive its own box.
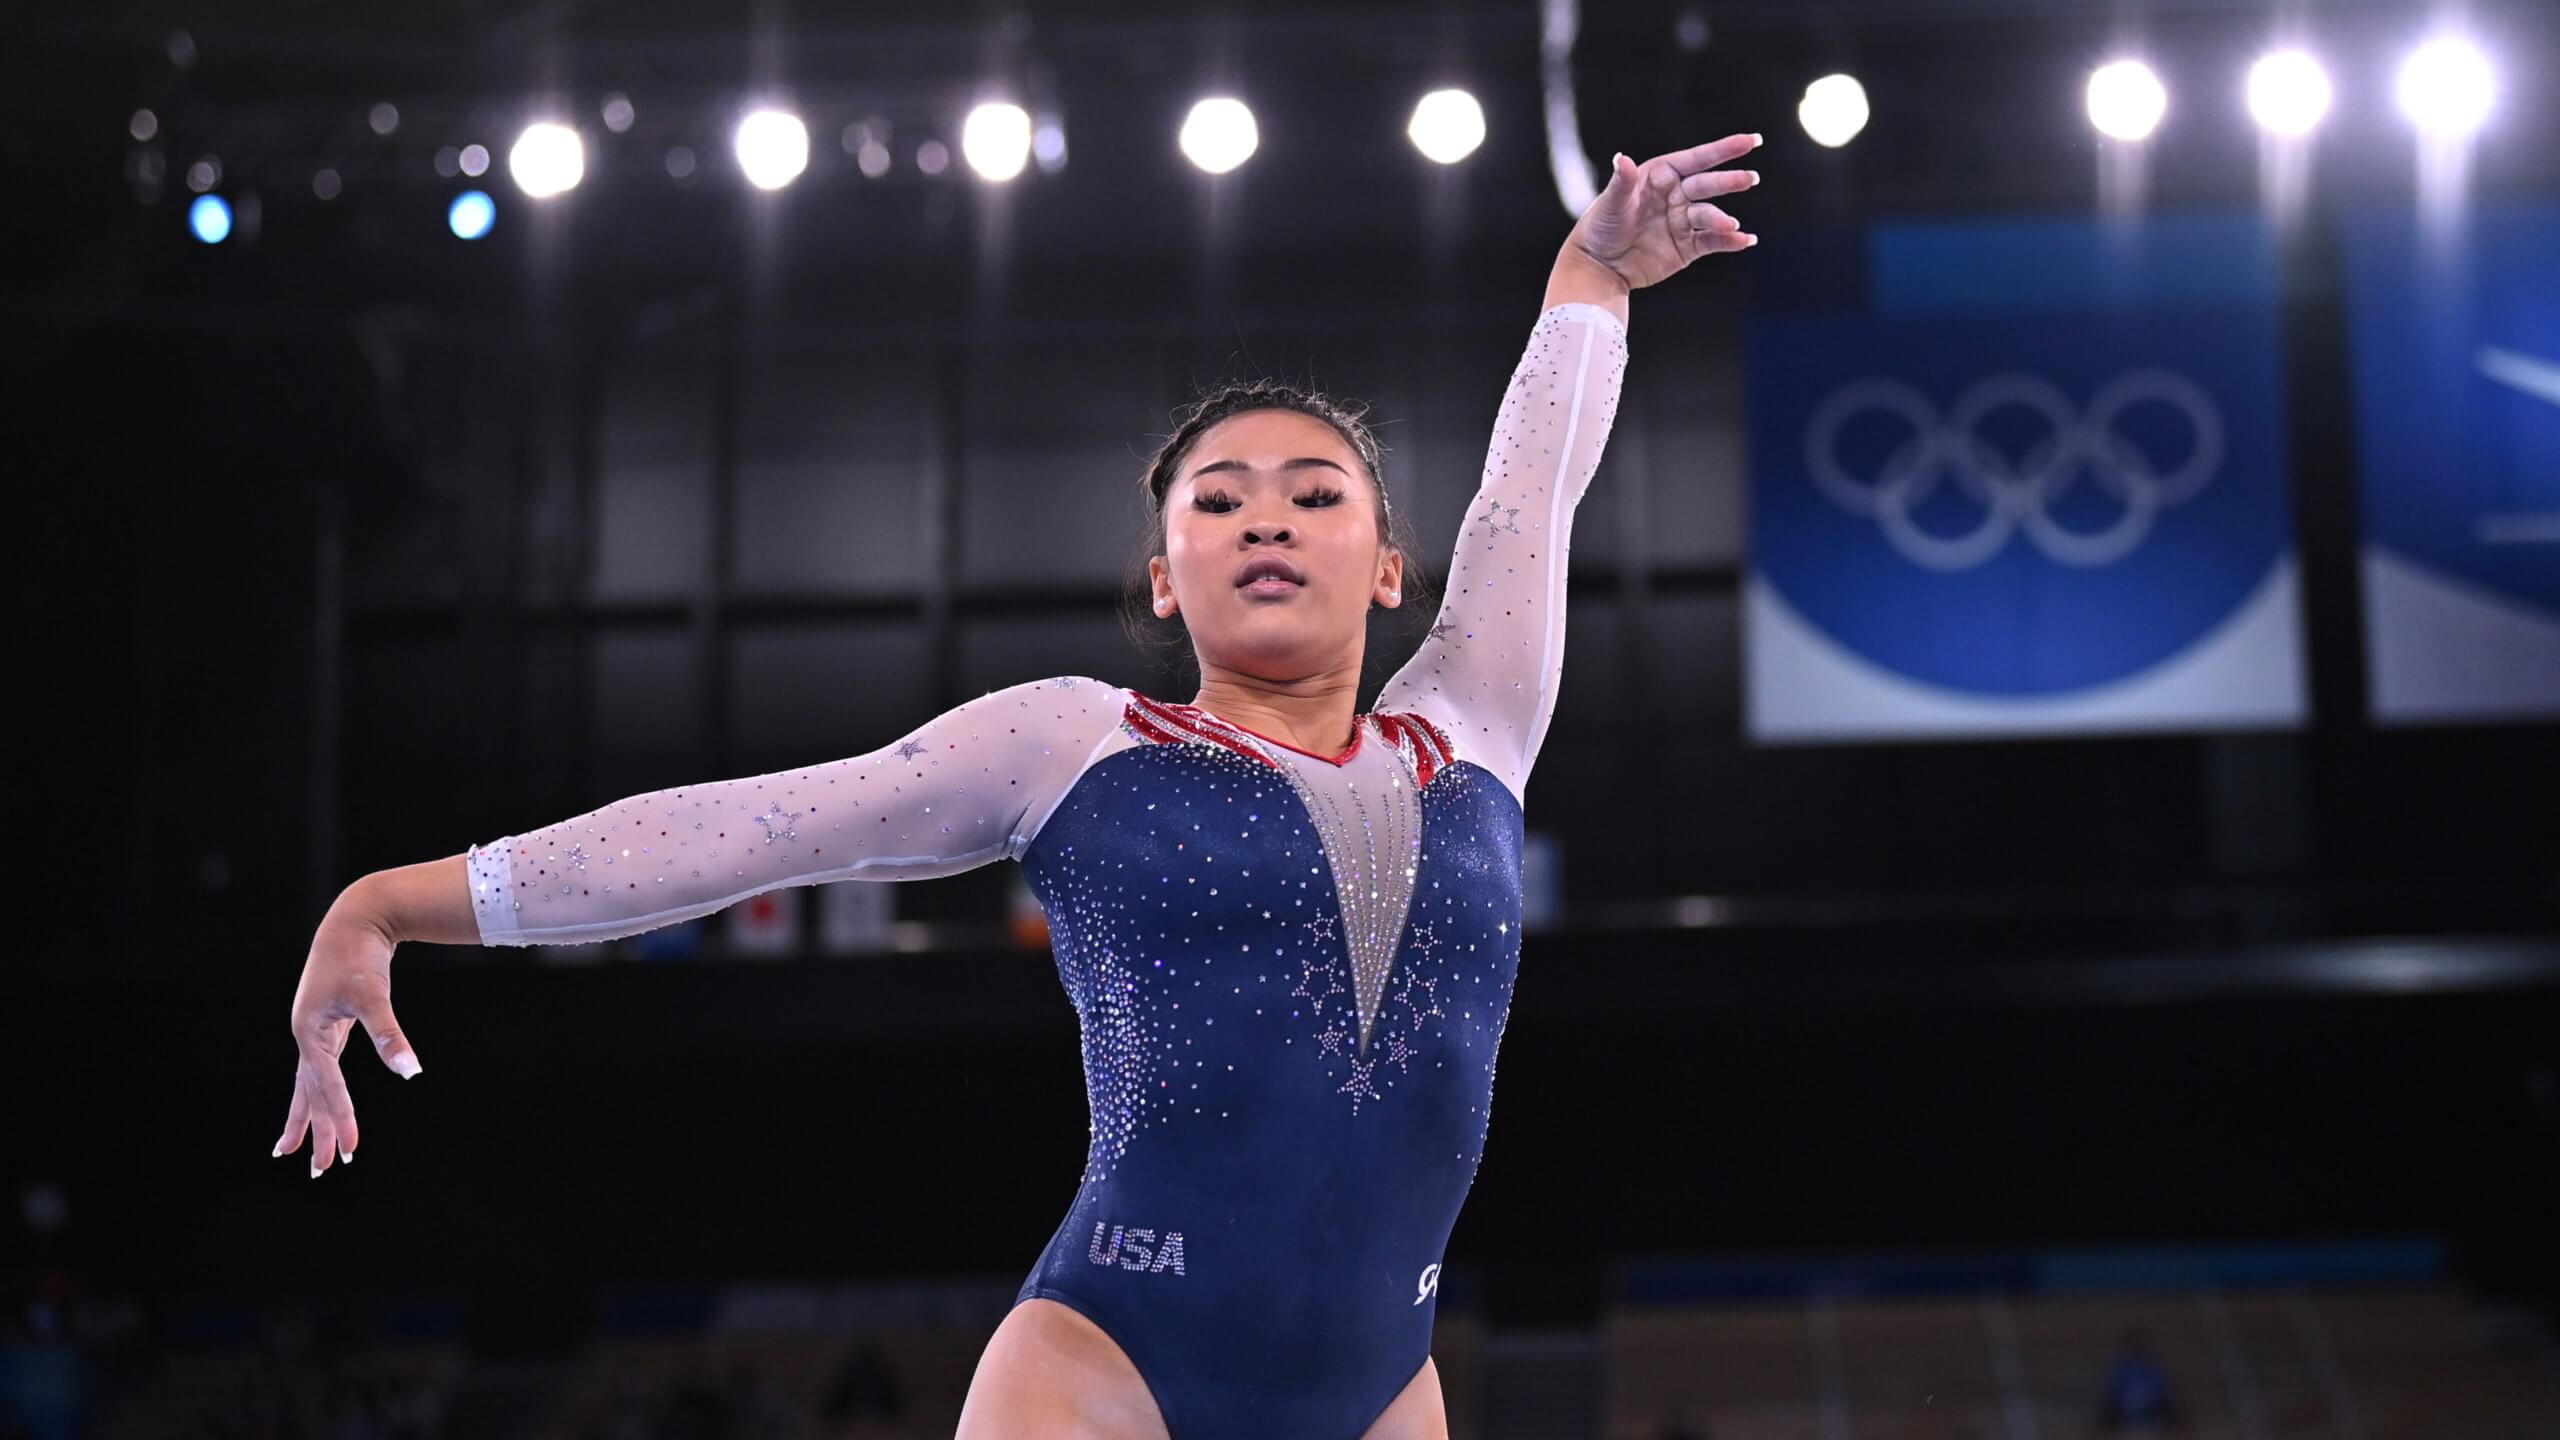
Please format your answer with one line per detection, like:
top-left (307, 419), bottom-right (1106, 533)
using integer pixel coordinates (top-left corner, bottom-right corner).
top-left (171, 30), bottom-right (2504, 245)
top-left (1802, 34), bottom-right (2499, 146)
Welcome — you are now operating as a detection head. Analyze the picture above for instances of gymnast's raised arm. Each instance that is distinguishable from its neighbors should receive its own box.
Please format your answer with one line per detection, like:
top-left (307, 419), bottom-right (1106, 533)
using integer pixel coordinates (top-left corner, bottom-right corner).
top-left (272, 673), bottom-right (1129, 1177)
top-left (1373, 133), bottom-right (1762, 803)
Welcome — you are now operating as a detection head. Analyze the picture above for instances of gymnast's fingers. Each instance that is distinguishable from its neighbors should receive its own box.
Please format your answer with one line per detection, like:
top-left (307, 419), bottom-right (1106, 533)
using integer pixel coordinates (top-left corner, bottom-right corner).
top-left (294, 1022), bottom-right (360, 1177)
top-left (1679, 167), bottom-right (1760, 201)
top-left (1654, 132), bottom-right (1761, 177)
top-left (1688, 204), bottom-right (1741, 233)
top-left (272, 1070), bottom-right (312, 1161)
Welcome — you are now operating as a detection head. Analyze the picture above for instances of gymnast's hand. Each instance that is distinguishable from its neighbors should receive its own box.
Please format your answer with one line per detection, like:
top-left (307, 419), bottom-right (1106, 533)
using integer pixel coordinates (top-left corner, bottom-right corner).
top-left (1567, 132), bottom-right (1763, 290)
top-left (274, 879), bottom-right (424, 1178)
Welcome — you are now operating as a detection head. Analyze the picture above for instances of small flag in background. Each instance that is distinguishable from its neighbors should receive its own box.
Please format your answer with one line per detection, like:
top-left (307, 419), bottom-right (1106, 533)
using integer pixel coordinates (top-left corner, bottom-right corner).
top-left (725, 886), bottom-right (802, 958)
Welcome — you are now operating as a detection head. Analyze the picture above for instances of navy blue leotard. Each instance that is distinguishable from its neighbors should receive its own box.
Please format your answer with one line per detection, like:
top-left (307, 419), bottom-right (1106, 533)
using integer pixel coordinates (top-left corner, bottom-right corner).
top-left (465, 301), bottom-right (1630, 1436)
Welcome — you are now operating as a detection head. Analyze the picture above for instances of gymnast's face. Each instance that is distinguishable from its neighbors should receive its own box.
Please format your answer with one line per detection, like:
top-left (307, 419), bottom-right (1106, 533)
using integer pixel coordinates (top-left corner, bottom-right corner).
top-left (1150, 409), bottom-right (1404, 678)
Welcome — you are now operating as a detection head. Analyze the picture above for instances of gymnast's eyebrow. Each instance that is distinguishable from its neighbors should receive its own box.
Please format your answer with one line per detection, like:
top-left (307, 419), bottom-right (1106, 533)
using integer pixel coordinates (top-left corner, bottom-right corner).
top-left (1186, 456), bottom-right (1352, 481)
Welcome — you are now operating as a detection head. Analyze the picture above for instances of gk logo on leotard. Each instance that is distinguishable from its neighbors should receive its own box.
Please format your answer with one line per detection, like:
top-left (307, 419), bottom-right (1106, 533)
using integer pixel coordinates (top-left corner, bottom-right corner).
top-left (1088, 1222), bottom-right (1186, 1276)
top-left (1414, 1263), bottom-right (1440, 1306)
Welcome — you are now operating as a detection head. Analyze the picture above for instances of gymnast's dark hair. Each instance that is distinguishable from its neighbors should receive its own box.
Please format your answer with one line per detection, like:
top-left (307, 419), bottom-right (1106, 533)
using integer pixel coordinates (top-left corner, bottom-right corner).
top-left (1120, 378), bottom-right (1439, 687)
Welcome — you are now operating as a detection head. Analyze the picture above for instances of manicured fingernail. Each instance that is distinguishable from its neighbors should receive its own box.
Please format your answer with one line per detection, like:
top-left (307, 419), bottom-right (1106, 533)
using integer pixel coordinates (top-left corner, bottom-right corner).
top-left (1747, 234), bottom-right (1760, 246)
top-left (340, 1146), bottom-right (354, 1164)
top-left (272, 1142), bottom-right (284, 1158)
top-left (1753, 133), bottom-right (1764, 144)
top-left (1750, 171), bottom-right (1762, 184)
top-left (392, 1053), bottom-right (421, 1079)
top-left (310, 1161), bottom-right (322, 1179)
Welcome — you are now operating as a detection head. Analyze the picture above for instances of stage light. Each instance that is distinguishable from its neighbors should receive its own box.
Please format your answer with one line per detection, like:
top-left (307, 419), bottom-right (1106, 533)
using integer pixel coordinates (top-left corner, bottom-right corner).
top-left (666, 146), bottom-right (697, 180)
top-left (735, 108), bottom-right (809, 190)
top-left (1798, 73), bottom-right (1870, 147)
top-left (369, 102), bottom-right (399, 136)
top-left (509, 121), bottom-right (585, 198)
top-left (129, 108), bottom-right (157, 142)
top-left (186, 157), bottom-right (221, 193)
top-left (601, 93), bottom-right (634, 134)
top-left (188, 194), bottom-right (231, 243)
top-left (916, 139), bottom-right (950, 176)
top-left (433, 146), bottom-right (460, 178)
top-left (2087, 59), bottom-right (2168, 141)
top-left (1408, 88), bottom-right (1486, 164)
top-left (1180, 97), bottom-right (1257, 174)
top-left (962, 101), bottom-right (1033, 181)
top-left (313, 169), bottom-right (342, 200)
top-left (2246, 51), bottom-right (2332, 136)
top-left (1033, 116), bottom-right (1068, 174)
top-left (459, 143), bottom-right (489, 177)
top-left (2396, 36), bottom-right (2495, 137)
top-left (448, 189), bottom-right (495, 240)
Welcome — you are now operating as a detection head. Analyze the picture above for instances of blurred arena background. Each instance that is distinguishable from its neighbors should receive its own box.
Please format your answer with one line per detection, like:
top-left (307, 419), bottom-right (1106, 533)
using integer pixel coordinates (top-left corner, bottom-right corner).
top-left (6, 0), bottom-right (2557, 1435)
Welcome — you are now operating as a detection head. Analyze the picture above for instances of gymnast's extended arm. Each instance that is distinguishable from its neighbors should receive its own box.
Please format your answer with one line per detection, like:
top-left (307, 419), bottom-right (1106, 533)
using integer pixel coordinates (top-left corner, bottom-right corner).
top-left (272, 674), bottom-right (1128, 1176)
top-left (1372, 134), bottom-right (1761, 804)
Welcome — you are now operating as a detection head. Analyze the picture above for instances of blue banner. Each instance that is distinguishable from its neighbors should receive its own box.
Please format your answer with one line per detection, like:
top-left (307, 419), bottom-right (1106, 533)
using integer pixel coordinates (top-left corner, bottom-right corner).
top-left (2341, 202), bottom-right (2560, 723)
top-left (1744, 215), bottom-right (2304, 741)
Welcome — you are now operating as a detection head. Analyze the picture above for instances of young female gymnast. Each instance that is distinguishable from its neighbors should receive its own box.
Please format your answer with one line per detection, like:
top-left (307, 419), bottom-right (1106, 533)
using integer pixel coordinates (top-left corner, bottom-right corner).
top-left (275, 132), bottom-right (1764, 1439)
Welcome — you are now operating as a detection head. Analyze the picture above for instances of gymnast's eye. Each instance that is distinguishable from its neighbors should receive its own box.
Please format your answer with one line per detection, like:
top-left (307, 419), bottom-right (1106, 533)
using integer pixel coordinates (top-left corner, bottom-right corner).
top-left (1193, 487), bottom-right (1345, 513)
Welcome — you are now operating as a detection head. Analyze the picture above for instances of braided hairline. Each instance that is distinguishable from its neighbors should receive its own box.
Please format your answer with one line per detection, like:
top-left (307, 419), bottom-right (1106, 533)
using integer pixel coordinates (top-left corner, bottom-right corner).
top-left (1144, 381), bottom-right (1392, 523)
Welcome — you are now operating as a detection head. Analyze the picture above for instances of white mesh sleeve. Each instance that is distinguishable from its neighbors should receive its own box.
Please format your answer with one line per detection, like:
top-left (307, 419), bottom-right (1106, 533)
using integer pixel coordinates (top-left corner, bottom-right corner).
top-left (463, 674), bottom-right (1129, 947)
top-left (1375, 301), bottom-right (1629, 806)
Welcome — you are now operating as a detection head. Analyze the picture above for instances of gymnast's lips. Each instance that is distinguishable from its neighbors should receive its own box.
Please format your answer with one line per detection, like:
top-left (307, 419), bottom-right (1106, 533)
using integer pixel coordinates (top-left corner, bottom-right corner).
top-left (1234, 556), bottom-right (1305, 587)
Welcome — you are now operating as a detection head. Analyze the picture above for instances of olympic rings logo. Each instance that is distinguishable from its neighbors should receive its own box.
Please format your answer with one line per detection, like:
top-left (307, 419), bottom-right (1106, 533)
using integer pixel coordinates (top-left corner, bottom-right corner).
top-left (1802, 371), bottom-right (2225, 572)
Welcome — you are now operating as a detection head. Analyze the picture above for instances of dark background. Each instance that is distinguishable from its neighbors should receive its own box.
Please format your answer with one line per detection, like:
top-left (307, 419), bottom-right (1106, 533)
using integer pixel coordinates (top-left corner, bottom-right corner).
top-left (7, 0), bottom-right (2557, 1341)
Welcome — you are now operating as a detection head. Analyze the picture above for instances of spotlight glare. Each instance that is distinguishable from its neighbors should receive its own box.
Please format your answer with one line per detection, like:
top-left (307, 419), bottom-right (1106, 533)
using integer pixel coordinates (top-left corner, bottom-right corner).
top-left (601, 92), bottom-right (635, 134)
top-left (129, 108), bottom-right (158, 142)
top-left (2396, 36), bottom-right (2496, 137)
top-left (1408, 88), bottom-right (1486, 165)
top-left (962, 101), bottom-right (1033, 182)
top-left (2247, 50), bottom-right (2332, 136)
top-left (188, 193), bottom-right (231, 243)
top-left (2087, 59), bottom-right (2168, 141)
top-left (735, 107), bottom-right (810, 190)
top-left (509, 121), bottom-right (585, 198)
top-left (369, 102), bottom-right (400, 136)
top-left (1179, 96), bottom-right (1258, 174)
top-left (916, 139), bottom-right (950, 176)
top-left (459, 143), bottom-right (490, 177)
top-left (448, 189), bottom-right (496, 240)
top-left (313, 168), bottom-right (342, 200)
top-left (1798, 73), bottom-right (1870, 147)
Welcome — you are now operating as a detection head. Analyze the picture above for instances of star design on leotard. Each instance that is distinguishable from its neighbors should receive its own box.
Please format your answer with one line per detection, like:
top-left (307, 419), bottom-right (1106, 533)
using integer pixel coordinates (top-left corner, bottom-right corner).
top-left (894, 739), bottom-right (928, 762)
top-left (1050, 676), bottom-right (1080, 689)
top-left (1395, 971), bottom-right (1444, 1023)
top-left (1337, 1057), bottom-right (1384, 1109)
top-left (1306, 909), bottom-right (1340, 949)
top-left (1427, 619), bottom-right (1458, 643)
top-left (563, 843), bottom-right (590, 871)
top-left (1407, 921), bottom-right (1442, 961)
top-left (1316, 1023), bottom-right (1350, 1058)
top-left (1472, 498), bottom-right (1522, 538)
top-left (1291, 954), bottom-right (1345, 1015)
top-left (751, 803), bottom-right (799, 844)
top-left (1383, 1031), bottom-right (1415, 1073)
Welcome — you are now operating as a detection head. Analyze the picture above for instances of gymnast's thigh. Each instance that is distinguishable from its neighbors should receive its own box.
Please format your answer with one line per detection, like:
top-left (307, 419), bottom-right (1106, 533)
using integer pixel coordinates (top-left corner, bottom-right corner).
top-left (957, 1296), bottom-right (1172, 1440)
top-left (1357, 1355), bottom-right (1450, 1440)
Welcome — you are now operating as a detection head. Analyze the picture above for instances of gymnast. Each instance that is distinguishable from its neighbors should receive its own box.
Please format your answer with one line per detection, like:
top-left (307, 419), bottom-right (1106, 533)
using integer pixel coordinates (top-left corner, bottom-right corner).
top-left (275, 131), bottom-right (1764, 1439)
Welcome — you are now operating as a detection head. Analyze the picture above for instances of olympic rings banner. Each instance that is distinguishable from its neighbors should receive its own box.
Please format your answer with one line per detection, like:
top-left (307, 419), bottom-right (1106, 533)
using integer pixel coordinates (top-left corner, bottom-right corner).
top-left (1742, 214), bottom-right (2306, 743)
top-left (2341, 202), bottom-right (2560, 724)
